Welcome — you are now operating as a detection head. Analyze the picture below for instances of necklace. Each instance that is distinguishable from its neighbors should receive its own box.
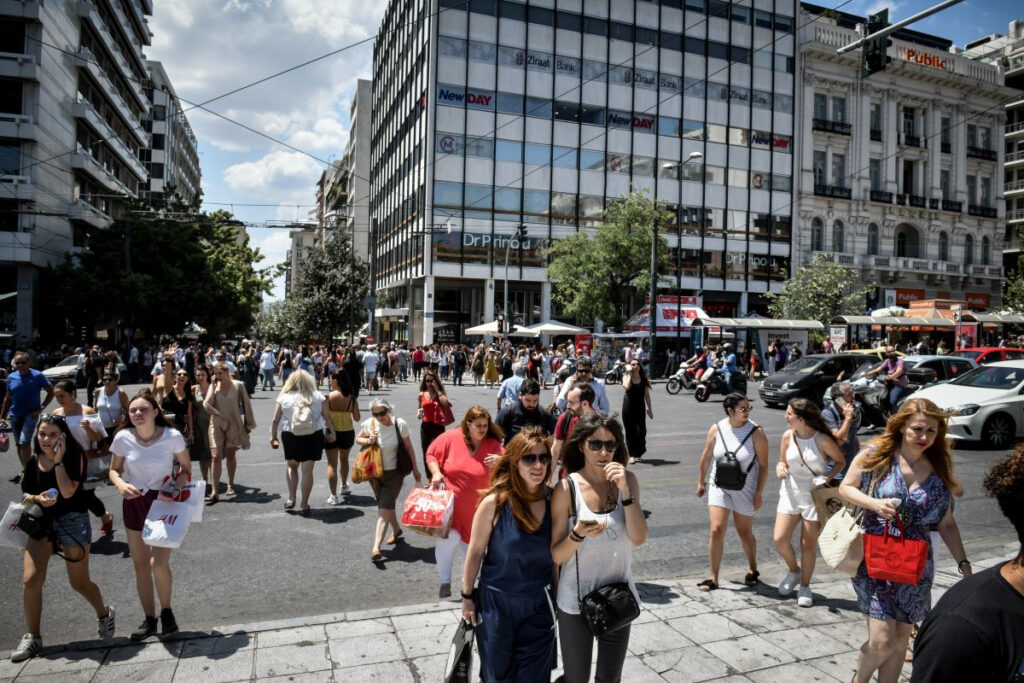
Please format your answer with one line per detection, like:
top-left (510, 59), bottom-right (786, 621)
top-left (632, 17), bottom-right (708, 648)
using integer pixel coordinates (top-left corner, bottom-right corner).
top-left (135, 428), bottom-right (161, 446)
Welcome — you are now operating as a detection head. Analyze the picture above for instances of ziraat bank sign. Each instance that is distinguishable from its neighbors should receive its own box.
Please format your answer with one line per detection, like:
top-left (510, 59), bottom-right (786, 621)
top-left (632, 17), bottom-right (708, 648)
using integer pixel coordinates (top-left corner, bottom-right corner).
top-left (901, 47), bottom-right (949, 71)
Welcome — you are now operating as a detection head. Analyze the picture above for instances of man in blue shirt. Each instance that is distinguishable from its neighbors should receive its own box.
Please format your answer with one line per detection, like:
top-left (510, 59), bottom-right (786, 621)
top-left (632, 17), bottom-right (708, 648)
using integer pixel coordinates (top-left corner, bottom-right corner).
top-left (554, 355), bottom-right (609, 413)
top-left (0, 351), bottom-right (54, 476)
top-left (722, 343), bottom-right (738, 391)
top-left (495, 362), bottom-right (526, 412)
top-left (822, 381), bottom-right (860, 480)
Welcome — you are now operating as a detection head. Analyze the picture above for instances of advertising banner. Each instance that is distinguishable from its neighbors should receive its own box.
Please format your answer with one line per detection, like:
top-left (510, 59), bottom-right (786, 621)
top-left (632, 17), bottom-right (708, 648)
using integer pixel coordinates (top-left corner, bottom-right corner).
top-left (829, 326), bottom-right (848, 349)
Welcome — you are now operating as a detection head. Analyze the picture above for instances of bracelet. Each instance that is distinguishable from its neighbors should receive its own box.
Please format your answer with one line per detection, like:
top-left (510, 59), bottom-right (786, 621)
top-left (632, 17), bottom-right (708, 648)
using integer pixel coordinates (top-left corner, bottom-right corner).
top-left (460, 591), bottom-right (474, 600)
top-left (957, 560), bottom-right (971, 574)
top-left (568, 530), bottom-right (584, 542)
top-left (54, 461), bottom-right (64, 468)
top-left (622, 497), bottom-right (635, 507)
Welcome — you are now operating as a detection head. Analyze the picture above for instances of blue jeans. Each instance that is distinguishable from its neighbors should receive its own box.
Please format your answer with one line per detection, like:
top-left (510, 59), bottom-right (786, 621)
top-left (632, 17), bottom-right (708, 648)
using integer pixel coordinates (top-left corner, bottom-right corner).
top-left (261, 369), bottom-right (275, 390)
top-left (888, 384), bottom-right (907, 409)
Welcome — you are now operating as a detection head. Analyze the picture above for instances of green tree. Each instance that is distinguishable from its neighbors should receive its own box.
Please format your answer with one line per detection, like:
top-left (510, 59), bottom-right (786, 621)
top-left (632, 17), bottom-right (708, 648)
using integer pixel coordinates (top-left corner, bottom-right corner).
top-left (765, 253), bottom-right (872, 342)
top-left (1003, 266), bottom-right (1024, 314)
top-left (276, 227), bottom-right (369, 342)
top-left (546, 192), bottom-right (672, 329)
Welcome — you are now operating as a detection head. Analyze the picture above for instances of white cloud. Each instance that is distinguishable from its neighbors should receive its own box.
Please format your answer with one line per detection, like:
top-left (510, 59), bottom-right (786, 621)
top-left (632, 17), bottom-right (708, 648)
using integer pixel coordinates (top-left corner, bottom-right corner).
top-left (287, 117), bottom-right (349, 152)
top-left (224, 150), bottom-right (323, 195)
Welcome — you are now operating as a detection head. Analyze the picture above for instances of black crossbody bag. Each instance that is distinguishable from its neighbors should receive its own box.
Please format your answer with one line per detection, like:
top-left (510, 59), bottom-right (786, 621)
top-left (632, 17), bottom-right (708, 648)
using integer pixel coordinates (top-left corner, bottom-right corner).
top-left (567, 476), bottom-right (640, 636)
top-left (713, 420), bottom-right (760, 491)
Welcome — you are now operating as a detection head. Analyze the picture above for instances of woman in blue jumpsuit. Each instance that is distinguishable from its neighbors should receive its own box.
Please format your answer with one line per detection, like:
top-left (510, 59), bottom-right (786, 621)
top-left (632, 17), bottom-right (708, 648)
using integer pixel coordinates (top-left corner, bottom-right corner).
top-left (461, 426), bottom-right (556, 682)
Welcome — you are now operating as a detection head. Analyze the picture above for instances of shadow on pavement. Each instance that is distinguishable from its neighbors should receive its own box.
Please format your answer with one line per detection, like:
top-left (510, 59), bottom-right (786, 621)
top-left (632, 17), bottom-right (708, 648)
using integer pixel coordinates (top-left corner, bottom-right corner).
top-left (228, 485), bottom-right (280, 505)
top-left (88, 534), bottom-right (131, 558)
top-left (304, 507), bottom-right (365, 525)
top-left (634, 458), bottom-right (677, 467)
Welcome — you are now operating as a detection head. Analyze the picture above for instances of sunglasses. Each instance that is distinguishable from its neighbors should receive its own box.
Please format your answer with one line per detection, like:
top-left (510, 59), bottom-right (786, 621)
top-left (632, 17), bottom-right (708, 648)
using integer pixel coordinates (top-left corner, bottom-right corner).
top-left (586, 439), bottom-right (617, 452)
top-left (521, 453), bottom-right (552, 466)
top-left (103, 377), bottom-right (117, 382)
top-left (577, 368), bottom-right (592, 374)
top-left (371, 410), bottom-right (388, 418)
top-left (735, 406), bottom-right (752, 413)
top-left (39, 413), bottom-right (66, 423)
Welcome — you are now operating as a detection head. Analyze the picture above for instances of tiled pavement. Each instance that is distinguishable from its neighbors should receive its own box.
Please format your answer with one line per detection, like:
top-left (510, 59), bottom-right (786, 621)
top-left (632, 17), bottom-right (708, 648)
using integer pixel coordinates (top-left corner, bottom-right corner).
top-left (0, 540), bottom-right (1017, 682)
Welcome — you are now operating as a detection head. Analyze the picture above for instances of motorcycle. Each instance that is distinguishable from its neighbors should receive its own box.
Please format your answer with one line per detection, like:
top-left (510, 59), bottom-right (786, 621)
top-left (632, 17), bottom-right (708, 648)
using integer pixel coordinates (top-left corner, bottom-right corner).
top-left (666, 361), bottom-right (700, 394)
top-left (845, 375), bottom-right (893, 429)
top-left (604, 360), bottom-right (625, 385)
top-left (694, 369), bottom-right (747, 402)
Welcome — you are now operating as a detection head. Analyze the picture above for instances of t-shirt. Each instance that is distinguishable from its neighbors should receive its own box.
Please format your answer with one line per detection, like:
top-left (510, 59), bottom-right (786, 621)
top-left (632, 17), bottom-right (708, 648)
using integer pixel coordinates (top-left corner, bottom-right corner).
top-left (261, 351), bottom-right (277, 370)
top-left (496, 402), bottom-right (556, 445)
top-left (21, 452), bottom-right (89, 518)
top-left (275, 391), bottom-right (326, 435)
top-left (822, 402), bottom-right (860, 467)
top-left (110, 427), bottom-right (187, 491)
top-left (6, 369), bottom-right (51, 416)
top-left (911, 563), bottom-right (1024, 682)
top-left (554, 411), bottom-right (581, 441)
top-left (358, 417), bottom-right (410, 470)
top-left (363, 352), bottom-right (378, 373)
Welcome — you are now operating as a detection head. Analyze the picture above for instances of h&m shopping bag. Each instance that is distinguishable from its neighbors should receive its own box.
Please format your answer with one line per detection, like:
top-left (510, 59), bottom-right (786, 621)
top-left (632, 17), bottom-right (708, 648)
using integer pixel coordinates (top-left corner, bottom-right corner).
top-left (0, 502), bottom-right (27, 550)
top-left (142, 499), bottom-right (193, 548)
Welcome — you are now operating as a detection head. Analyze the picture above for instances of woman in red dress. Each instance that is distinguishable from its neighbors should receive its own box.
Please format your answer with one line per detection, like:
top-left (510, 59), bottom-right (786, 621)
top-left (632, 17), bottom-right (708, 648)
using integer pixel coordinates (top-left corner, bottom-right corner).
top-left (425, 405), bottom-right (504, 598)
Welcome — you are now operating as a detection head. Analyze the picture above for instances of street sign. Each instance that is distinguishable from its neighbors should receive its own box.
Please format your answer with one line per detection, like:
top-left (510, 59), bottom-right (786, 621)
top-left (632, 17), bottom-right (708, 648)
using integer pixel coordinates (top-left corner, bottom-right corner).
top-left (365, 334), bottom-right (376, 344)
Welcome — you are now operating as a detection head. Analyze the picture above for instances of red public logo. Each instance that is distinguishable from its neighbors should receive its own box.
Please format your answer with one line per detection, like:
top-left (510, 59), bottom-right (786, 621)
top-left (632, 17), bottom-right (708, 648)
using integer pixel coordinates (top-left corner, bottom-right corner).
top-left (903, 48), bottom-right (947, 70)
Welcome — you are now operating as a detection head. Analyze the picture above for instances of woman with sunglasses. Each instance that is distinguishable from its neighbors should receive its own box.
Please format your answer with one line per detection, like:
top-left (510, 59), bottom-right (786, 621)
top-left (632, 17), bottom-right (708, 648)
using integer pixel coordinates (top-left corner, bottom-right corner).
top-left (355, 399), bottom-right (422, 562)
top-left (203, 362), bottom-right (255, 504)
top-left (108, 391), bottom-right (191, 642)
top-left (10, 414), bottom-right (116, 662)
top-left (50, 381), bottom-right (115, 534)
top-left (695, 393), bottom-right (769, 592)
top-left (161, 369), bottom-right (194, 449)
top-left (417, 371), bottom-right (454, 472)
top-left (94, 370), bottom-right (129, 445)
top-left (551, 413), bottom-right (648, 683)
top-left (425, 406), bottom-right (504, 598)
top-left (190, 364), bottom-right (214, 486)
top-left (461, 427), bottom-right (556, 682)
top-left (620, 358), bottom-right (653, 465)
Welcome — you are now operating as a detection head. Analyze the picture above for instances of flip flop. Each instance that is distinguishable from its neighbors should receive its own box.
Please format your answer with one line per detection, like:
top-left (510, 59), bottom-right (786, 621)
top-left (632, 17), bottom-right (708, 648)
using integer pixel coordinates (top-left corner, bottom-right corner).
top-left (224, 488), bottom-right (237, 499)
top-left (387, 529), bottom-right (404, 544)
top-left (744, 570), bottom-right (760, 586)
top-left (697, 579), bottom-right (718, 592)
top-left (284, 499), bottom-right (295, 510)
top-left (371, 550), bottom-right (384, 563)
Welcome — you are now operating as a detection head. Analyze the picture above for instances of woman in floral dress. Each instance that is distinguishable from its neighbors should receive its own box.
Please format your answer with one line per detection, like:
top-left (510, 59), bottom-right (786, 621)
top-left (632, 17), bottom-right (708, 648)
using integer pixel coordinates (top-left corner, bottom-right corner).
top-left (839, 398), bottom-right (967, 683)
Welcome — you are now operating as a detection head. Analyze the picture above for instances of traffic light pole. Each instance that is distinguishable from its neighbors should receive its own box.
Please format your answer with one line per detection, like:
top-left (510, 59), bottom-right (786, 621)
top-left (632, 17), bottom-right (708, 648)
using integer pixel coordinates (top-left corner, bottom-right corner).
top-left (835, 0), bottom-right (963, 54)
top-left (502, 223), bottom-right (527, 339)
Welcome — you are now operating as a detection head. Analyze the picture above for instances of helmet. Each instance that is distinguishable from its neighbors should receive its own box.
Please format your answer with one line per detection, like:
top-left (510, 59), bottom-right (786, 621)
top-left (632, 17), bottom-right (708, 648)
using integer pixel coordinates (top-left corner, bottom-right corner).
top-left (723, 343), bottom-right (734, 353)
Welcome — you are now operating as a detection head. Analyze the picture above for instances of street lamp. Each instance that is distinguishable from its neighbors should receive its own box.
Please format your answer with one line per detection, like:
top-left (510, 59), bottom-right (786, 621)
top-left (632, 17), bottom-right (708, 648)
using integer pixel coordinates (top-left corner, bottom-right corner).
top-left (503, 223), bottom-right (527, 339)
top-left (653, 151), bottom-right (703, 375)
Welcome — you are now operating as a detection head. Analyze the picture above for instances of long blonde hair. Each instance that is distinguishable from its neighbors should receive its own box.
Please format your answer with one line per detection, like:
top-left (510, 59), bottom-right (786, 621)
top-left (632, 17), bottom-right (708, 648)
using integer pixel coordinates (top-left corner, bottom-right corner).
top-left (862, 398), bottom-right (960, 492)
top-left (281, 369), bottom-right (316, 402)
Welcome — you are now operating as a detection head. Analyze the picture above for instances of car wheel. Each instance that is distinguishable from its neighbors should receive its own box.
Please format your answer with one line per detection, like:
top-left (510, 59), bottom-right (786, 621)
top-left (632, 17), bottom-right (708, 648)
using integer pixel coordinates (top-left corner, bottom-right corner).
top-left (982, 413), bottom-right (1015, 450)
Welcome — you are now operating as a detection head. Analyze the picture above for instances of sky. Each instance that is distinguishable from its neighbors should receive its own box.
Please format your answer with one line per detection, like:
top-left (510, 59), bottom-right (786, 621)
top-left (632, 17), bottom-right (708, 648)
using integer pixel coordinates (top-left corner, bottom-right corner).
top-left (146, 0), bottom-right (1023, 303)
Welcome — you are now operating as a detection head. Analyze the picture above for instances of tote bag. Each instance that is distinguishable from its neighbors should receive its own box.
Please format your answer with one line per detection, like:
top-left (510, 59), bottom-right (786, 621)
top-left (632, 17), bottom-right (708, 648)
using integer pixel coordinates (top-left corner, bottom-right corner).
top-left (142, 499), bottom-right (193, 548)
top-left (0, 502), bottom-right (27, 549)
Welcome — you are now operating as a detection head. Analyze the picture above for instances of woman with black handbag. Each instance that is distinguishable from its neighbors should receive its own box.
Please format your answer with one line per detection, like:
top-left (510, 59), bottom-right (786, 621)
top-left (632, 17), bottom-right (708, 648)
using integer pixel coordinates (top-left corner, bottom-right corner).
top-left (551, 413), bottom-right (648, 683)
top-left (695, 393), bottom-right (769, 591)
top-left (11, 414), bottom-right (115, 662)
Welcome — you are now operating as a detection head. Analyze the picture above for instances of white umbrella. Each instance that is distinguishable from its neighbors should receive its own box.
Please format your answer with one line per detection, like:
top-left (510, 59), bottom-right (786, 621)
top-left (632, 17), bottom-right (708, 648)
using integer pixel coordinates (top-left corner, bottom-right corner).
top-left (521, 320), bottom-right (588, 336)
top-left (509, 325), bottom-right (540, 338)
top-left (463, 321), bottom-right (502, 336)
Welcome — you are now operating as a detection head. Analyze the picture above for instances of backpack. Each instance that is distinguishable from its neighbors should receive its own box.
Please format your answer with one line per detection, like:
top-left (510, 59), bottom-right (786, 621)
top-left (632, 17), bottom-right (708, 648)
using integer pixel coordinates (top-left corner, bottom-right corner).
top-left (290, 396), bottom-right (317, 436)
top-left (713, 420), bottom-right (759, 491)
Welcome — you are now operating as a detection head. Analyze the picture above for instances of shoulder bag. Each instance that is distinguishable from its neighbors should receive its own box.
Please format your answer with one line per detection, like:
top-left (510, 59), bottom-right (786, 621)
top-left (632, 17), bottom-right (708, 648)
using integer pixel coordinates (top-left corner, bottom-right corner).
top-left (864, 512), bottom-right (929, 585)
top-left (818, 466), bottom-right (881, 576)
top-left (567, 476), bottom-right (640, 637)
top-left (712, 420), bottom-right (759, 491)
top-left (394, 420), bottom-right (414, 476)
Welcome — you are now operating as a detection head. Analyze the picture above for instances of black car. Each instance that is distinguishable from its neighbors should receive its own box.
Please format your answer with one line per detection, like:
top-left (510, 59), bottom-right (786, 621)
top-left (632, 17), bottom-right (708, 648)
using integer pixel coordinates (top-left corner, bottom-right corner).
top-left (759, 353), bottom-right (877, 408)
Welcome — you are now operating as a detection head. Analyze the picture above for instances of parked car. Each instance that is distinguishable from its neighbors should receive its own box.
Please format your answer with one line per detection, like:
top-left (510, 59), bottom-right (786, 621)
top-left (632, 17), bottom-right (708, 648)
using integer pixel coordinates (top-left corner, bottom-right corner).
top-left (913, 360), bottom-right (1024, 449)
top-left (43, 354), bottom-right (128, 386)
top-left (759, 353), bottom-right (877, 408)
top-left (952, 347), bottom-right (1024, 365)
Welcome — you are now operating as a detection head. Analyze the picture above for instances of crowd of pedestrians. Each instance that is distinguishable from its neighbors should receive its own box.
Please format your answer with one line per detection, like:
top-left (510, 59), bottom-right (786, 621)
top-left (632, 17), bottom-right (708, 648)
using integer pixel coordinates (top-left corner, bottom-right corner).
top-left (2, 336), bottom-right (1022, 683)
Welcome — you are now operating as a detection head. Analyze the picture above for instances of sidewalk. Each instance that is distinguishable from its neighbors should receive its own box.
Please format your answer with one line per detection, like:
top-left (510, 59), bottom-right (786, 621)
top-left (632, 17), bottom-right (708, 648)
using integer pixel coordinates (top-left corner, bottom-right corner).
top-left (1, 539), bottom-right (1017, 682)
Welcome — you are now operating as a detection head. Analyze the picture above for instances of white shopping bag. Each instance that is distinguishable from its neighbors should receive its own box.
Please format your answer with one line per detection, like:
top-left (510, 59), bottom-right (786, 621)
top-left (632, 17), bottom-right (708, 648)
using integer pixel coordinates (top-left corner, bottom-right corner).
top-left (182, 479), bottom-right (206, 523)
top-left (0, 502), bottom-right (27, 550)
top-left (142, 499), bottom-right (192, 548)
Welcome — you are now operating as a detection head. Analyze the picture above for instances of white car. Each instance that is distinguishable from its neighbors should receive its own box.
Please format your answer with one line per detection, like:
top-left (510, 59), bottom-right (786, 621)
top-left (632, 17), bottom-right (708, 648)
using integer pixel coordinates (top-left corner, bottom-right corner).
top-left (912, 360), bottom-right (1024, 449)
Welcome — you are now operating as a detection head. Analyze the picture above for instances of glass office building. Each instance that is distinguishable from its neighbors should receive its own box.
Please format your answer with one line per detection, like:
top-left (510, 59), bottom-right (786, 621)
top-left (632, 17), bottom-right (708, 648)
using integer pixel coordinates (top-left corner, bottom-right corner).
top-left (371, 0), bottom-right (796, 345)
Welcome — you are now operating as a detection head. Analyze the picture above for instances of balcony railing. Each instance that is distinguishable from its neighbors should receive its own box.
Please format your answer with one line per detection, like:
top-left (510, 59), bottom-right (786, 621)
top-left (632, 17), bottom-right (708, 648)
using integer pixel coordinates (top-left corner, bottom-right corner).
top-left (1006, 179), bottom-right (1024, 193)
top-left (870, 190), bottom-right (893, 203)
top-left (967, 205), bottom-right (998, 218)
top-left (909, 195), bottom-right (927, 208)
top-left (1008, 150), bottom-right (1024, 163)
top-left (812, 118), bottom-right (852, 135)
top-left (814, 183), bottom-right (851, 199)
top-left (941, 142), bottom-right (951, 153)
top-left (902, 134), bottom-right (921, 147)
top-left (941, 199), bottom-right (962, 212)
top-left (1010, 208), bottom-right (1024, 223)
top-left (1008, 121), bottom-right (1024, 135)
top-left (870, 129), bottom-right (882, 142)
top-left (967, 146), bottom-right (998, 161)
top-left (896, 194), bottom-right (908, 206)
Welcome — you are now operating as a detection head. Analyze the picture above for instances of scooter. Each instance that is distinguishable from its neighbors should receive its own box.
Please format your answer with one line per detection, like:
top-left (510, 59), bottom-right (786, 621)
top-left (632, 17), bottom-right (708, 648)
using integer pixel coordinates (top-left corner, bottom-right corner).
top-left (846, 375), bottom-right (893, 429)
top-left (604, 360), bottom-right (625, 385)
top-left (694, 369), bottom-right (747, 402)
top-left (666, 361), bottom-right (700, 394)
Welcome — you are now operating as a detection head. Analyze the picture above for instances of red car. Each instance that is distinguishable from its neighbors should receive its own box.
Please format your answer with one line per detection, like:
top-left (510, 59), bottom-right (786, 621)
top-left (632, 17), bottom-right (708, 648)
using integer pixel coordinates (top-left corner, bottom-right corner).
top-left (952, 347), bottom-right (1024, 365)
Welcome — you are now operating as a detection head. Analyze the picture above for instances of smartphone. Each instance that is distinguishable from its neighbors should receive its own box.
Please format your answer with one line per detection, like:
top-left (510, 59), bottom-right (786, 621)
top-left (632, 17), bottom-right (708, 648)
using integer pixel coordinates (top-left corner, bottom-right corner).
top-left (834, 396), bottom-right (848, 410)
top-left (581, 519), bottom-right (599, 526)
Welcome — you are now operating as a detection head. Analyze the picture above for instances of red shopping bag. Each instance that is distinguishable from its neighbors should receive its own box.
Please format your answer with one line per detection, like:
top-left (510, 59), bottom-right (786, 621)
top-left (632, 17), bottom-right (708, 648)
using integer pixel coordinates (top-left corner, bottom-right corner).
top-left (864, 516), bottom-right (929, 585)
top-left (401, 485), bottom-right (454, 538)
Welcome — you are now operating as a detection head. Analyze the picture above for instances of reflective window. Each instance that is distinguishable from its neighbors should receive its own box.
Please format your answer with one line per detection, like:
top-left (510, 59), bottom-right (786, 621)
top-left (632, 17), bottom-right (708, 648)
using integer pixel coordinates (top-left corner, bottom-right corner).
top-left (552, 147), bottom-right (578, 168)
top-left (580, 150), bottom-right (605, 171)
top-left (610, 22), bottom-right (633, 41)
top-left (465, 137), bottom-right (494, 159)
top-left (494, 187), bottom-right (521, 212)
top-left (434, 181), bottom-right (463, 208)
top-left (632, 157), bottom-right (655, 177)
top-left (584, 17), bottom-right (607, 37)
top-left (465, 184), bottom-right (493, 211)
top-left (754, 10), bottom-right (773, 28)
top-left (525, 96), bottom-right (551, 118)
top-left (580, 104), bottom-right (605, 125)
top-left (635, 27), bottom-right (658, 46)
top-left (499, 0), bottom-right (526, 21)
top-left (553, 101), bottom-right (580, 122)
top-left (469, 41), bottom-right (496, 63)
top-left (523, 190), bottom-right (550, 216)
top-left (607, 154), bottom-right (630, 174)
top-left (556, 11), bottom-right (581, 32)
top-left (495, 139), bottom-right (521, 162)
top-left (659, 117), bottom-right (681, 136)
top-left (469, 0), bottom-right (497, 16)
top-left (497, 92), bottom-right (524, 114)
top-left (684, 36), bottom-right (705, 55)
top-left (438, 37), bottom-right (467, 59)
top-left (524, 143), bottom-right (550, 165)
top-left (528, 6), bottom-right (553, 26)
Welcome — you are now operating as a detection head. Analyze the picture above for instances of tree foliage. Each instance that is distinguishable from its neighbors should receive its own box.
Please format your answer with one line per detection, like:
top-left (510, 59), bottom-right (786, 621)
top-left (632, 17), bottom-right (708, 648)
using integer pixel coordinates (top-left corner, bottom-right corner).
top-left (765, 253), bottom-right (872, 334)
top-left (1003, 266), bottom-right (1024, 314)
top-left (40, 196), bottom-right (274, 340)
top-left (270, 227), bottom-right (369, 342)
top-left (546, 192), bottom-right (672, 329)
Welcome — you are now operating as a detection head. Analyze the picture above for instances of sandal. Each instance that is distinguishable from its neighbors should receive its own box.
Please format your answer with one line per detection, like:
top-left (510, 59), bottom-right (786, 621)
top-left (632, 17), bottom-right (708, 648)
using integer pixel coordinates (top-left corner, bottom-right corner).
top-left (744, 570), bottom-right (760, 586)
top-left (371, 550), bottom-right (383, 563)
top-left (283, 499), bottom-right (295, 510)
top-left (386, 529), bottom-right (404, 544)
top-left (300, 505), bottom-right (311, 517)
top-left (205, 494), bottom-right (218, 506)
top-left (697, 579), bottom-right (718, 592)
top-left (224, 488), bottom-right (237, 499)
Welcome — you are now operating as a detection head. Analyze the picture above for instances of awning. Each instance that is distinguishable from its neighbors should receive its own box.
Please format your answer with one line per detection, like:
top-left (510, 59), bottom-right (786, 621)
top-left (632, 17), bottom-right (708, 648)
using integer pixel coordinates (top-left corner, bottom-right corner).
top-left (623, 303), bottom-right (713, 335)
top-left (964, 313), bottom-right (1024, 324)
top-left (464, 321), bottom-right (501, 335)
top-left (691, 317), bottom-right (824, 330)
top-left (0, 291), bottom-right (16, 302)
top-left (519, 321), bottom-right (588, 336)
top-left (831, 315), bottom-right (955, 328)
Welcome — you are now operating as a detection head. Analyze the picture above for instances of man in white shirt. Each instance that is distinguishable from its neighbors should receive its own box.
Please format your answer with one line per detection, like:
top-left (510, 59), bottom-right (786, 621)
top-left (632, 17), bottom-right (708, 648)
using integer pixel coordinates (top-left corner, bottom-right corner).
top-left (554, 356), bottom-right (609, 413)
top-left (260, 346), bottom-right (277, 390)
top-left (363, 348), bottom-right (379, 394)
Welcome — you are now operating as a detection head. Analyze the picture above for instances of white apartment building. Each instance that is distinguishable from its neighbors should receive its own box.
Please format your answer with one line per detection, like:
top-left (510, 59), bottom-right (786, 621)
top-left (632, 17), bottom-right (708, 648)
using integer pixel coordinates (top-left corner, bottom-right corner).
top-left (371, 0), bottom-right (798, 346)
top-left (144, 60), bottom-right (200, 204)
top-left (284, 226), bottom-right (317, 298)
top-left (0, 0), bottom-right (152, 341)
top-left (796, 3), bottom-right (1011, 311)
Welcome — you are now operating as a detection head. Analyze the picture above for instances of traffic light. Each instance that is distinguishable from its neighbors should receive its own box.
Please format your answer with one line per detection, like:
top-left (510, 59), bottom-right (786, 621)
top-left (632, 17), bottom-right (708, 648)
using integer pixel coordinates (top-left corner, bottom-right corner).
top-left (515, 223), bottom-right (527, 240)
top-left (497, 315), bottom-right (504, 334)
top-left (862, 9), bottom-right (893, 79)
top-left (508, 322), bottom-right (517, 336)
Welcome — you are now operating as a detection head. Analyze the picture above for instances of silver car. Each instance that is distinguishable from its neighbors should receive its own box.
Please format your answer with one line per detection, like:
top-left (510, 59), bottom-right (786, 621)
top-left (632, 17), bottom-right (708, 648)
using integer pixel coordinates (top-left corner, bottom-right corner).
top-left (42, 354), bottom-right (128, 386)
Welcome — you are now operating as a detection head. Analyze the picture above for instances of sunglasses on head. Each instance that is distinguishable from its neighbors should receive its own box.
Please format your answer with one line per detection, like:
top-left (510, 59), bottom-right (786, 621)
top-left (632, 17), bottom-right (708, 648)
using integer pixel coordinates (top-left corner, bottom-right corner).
top-left (586, 439), bottom-right (617, 452)
top-left (39, 413), bottom-right (66, 424)
top-left (521, 452), bottom-right (552, 466)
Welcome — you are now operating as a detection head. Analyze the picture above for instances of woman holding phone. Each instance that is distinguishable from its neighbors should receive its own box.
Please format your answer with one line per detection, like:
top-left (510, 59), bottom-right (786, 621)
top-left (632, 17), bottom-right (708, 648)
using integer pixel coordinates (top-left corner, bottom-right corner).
top-left (108, 391), bottom-right (191, 642)
top-left (10, 414), bottom-right (115, 662)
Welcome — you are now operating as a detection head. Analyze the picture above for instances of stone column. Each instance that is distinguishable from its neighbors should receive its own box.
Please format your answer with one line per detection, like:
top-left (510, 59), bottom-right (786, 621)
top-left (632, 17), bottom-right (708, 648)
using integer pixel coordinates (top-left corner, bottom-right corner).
top-left (422, 275), bottom-right (435, 345)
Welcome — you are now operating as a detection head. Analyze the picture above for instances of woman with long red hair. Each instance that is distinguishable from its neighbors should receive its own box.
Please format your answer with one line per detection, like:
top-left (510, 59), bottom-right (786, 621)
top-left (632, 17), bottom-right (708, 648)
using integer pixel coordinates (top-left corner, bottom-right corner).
top-left (425, 405), bottom-right (504, 598)
top-left (460, 427), bottom-right (555, 682)
top-left (839, 398), bottom-right (967, 683)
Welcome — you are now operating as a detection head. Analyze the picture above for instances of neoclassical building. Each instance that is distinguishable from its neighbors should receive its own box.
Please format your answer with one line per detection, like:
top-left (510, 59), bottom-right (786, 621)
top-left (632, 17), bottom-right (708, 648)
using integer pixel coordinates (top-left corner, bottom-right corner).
top-left (796, 3), bottom-right (1012, 311)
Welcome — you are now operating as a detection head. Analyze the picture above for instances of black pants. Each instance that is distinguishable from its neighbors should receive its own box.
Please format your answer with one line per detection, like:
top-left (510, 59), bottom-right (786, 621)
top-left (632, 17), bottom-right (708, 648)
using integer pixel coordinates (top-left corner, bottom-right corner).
top-left (85, 489), bottom-right (106, 518)
top-left (557, 609), bottom-right (630, 683)
top-left (420, 422), bottom-right (446, 473)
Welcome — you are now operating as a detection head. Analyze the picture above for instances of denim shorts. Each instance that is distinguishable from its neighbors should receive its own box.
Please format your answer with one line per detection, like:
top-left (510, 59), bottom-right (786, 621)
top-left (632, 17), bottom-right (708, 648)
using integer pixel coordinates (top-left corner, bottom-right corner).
top-left (10, 414), bottom-right (38, 447)
top-left (52, 511), bottom-right (92, 548)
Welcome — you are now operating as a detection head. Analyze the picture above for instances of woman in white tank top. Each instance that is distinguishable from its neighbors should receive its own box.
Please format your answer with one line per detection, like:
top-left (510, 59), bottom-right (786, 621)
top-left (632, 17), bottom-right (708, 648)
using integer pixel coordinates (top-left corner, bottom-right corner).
top-left (774, 398), bottom-right (846, 608)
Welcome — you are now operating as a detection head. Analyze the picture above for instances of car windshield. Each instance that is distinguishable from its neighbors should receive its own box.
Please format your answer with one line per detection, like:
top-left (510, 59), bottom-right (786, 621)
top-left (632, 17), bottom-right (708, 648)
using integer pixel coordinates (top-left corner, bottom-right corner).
top-left (779, 358), bottom-right (820, 374)
top-left (57, 356), bottom-right (77, 367)
top-left (951, 365), bottom-right (1024, 390)
top-left (953, 351), bottom-right (981, 361)
top-left (851, 361), bottom-right (882, 380)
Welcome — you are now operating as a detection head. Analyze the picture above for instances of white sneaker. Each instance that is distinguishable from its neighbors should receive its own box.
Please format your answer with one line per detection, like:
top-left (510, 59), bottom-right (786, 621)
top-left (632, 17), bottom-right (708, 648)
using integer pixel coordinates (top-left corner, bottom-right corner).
top-left (10, 633), bottom-right (40, 662)
top-left (325, 495), bottom-right (340, 506)
top-left (97, 605), bottom-right (115, 639)
top-left (797, 586), bottom-right (813, 607)
top-left (778, 570), bottom-right (801, 596)
top-left (340, 485), bottom-right (351, 496)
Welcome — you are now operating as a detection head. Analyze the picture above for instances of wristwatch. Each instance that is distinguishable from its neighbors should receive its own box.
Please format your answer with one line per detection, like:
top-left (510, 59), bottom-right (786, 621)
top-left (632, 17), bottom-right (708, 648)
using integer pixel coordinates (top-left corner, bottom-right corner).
top-left (622, 497), bottom-right (635, 506)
